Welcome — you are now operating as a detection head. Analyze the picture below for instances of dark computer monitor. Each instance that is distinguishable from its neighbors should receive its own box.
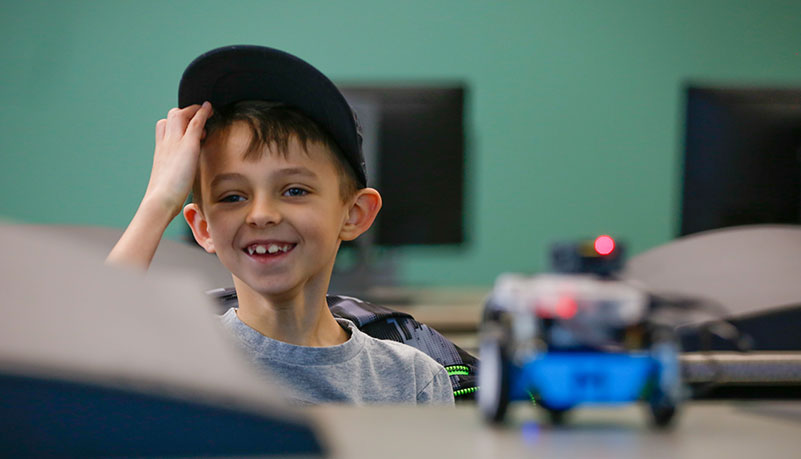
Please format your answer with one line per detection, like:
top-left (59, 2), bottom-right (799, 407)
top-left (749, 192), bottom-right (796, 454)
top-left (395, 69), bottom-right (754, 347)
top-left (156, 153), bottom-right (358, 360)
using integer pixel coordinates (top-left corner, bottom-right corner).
top-left (338, 84), bottom-right (466, 246)
top-left (330, 84), bottom-right (466, 297)
top-left (680, 86), bottom-right (801, 236)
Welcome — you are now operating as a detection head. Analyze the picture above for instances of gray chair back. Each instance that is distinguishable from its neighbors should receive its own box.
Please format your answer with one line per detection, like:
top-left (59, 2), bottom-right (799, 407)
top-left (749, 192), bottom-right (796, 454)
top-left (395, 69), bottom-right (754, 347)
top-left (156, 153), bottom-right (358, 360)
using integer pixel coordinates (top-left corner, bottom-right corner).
top-left (622, 224), bottom-right (801, 317)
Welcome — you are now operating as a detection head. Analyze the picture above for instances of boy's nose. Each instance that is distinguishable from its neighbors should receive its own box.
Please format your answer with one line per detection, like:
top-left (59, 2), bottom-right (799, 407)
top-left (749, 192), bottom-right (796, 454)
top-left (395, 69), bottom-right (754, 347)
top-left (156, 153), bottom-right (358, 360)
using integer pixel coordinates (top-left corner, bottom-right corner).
top-left (245, 196), bottom-right (282, 227)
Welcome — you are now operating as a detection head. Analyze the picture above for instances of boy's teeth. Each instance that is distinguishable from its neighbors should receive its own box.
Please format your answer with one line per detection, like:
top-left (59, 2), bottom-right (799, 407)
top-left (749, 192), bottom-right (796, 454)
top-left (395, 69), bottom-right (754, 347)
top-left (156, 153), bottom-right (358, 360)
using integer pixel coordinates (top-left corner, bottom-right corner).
top-left (248, 244), bottom-right (291, 255)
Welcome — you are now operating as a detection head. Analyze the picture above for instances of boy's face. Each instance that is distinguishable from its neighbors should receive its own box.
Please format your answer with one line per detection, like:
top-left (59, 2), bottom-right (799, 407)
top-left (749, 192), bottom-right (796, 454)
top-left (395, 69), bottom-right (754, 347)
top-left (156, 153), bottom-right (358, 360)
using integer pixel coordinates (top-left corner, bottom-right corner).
top-left (190, 122), bottom-right (355, 299)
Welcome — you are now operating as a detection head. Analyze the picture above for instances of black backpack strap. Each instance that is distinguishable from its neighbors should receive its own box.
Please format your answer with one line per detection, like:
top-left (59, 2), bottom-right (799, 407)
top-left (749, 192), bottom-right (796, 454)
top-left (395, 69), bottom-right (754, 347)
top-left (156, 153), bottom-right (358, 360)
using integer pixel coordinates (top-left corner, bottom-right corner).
top-left (207, 288), bottom-right (479, 401)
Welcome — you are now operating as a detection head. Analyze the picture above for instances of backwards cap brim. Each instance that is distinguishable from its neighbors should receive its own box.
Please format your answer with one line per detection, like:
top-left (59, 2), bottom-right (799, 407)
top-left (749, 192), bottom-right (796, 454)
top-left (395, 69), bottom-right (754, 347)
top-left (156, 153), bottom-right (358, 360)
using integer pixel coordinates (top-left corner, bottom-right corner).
top-left (178, 45), bottom-right (366, 187)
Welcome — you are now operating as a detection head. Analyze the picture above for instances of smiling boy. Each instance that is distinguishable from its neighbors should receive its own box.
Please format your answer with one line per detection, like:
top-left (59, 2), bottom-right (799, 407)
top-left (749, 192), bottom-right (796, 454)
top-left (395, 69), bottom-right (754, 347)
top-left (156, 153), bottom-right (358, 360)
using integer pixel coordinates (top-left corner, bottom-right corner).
top-left (107, 46), bottom-right (454, 405)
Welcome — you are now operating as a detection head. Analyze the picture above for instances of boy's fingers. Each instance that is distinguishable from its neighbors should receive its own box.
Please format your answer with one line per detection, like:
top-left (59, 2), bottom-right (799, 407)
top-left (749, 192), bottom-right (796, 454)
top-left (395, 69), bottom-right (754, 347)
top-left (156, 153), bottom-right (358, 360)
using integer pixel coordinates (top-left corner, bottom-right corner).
top-left (155, 119), bottom-right (167, 143)
top-left (165, 105), bottom-right (203, 138)
top-left (185, 102), bottom-right (213, 139)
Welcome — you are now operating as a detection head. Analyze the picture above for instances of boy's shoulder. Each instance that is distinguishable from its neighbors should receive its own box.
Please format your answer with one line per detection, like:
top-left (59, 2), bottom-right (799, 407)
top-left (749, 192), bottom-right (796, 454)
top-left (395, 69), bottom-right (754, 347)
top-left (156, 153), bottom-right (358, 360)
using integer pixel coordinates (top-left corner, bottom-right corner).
top-left (343, 317), bottom-right (446, 371)
top-left (340, 319), bottom-right (454, 404)
top-left (326, 294), bottom-right (479, 391)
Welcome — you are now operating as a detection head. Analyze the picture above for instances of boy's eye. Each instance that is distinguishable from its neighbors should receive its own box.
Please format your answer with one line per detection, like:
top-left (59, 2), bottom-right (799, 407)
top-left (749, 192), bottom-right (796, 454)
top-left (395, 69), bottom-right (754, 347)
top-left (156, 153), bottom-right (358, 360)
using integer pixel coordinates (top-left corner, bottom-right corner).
top-left (220, 194), bottom-right (246, 203)
top-left (283, 187), bottom-right (308, 197)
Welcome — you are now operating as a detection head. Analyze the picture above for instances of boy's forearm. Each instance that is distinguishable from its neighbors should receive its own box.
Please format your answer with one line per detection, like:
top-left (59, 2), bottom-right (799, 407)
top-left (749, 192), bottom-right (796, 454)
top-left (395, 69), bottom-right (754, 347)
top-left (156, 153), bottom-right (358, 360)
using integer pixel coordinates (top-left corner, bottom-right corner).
top-left (107, 103), bottom-right (212, 270)
top-left (106, 197), bottom-right (180, 270)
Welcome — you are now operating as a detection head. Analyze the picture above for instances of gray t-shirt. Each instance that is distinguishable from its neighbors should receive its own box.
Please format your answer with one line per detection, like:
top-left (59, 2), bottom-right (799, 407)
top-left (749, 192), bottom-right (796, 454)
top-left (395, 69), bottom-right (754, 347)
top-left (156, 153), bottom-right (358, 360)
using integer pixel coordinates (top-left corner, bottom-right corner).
top-left (220, 308), bottom-right (455, 405)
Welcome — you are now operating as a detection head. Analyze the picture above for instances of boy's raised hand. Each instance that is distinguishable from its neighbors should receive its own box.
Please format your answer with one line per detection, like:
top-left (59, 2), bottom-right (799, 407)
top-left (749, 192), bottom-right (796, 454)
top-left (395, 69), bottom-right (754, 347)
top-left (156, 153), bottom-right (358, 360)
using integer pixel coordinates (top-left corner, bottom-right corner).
top-left (146, 102), bottom-right (213, 215)
top-left (106, 102), bottom-right (213, 270)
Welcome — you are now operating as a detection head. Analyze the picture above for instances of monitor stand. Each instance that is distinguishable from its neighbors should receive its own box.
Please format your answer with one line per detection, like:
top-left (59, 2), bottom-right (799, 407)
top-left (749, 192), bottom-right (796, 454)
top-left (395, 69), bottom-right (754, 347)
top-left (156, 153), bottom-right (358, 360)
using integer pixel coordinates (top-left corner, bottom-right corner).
top-left (328, 238), bottom-right (415, 306)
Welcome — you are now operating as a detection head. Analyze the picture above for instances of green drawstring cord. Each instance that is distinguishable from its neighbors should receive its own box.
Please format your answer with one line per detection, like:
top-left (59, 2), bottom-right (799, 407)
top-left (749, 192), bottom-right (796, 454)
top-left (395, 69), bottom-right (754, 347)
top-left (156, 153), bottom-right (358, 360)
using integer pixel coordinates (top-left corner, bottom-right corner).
top-left (454, 386), bottom-right (478, 397)
top-left (446, 362), bottom-right (535, 403)
top-left (451, 387), bottom-right (536, 403)
top-left (445, 365), bottom-right (470, 376)
top-left (446, 365), bottom-right (477, 397)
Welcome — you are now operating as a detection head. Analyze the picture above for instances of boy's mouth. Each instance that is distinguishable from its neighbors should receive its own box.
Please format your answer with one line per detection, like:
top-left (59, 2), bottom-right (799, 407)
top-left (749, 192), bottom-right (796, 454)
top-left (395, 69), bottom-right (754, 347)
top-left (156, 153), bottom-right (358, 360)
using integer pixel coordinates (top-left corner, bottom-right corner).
top-left (243, 242), bottom-right (297, 257)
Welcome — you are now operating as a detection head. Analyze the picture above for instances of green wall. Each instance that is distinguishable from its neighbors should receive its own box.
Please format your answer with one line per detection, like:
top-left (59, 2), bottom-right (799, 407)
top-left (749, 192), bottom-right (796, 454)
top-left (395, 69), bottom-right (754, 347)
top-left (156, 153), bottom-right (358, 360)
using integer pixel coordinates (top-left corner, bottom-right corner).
top-left (2, 0), bottom-right (800, 286)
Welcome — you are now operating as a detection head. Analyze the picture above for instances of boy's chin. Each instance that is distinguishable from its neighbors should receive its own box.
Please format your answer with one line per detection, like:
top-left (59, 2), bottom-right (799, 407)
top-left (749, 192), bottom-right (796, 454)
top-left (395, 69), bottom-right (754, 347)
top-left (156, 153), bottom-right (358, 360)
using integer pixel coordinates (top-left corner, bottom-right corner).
top-left (232, 273), bottom-right (310, 301)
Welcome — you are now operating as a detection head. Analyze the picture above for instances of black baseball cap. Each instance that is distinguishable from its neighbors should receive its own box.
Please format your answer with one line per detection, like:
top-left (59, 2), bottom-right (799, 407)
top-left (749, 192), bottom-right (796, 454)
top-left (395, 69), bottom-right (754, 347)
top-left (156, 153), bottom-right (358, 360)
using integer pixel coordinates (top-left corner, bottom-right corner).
top-left (178, 45), bottom-right (367, 187)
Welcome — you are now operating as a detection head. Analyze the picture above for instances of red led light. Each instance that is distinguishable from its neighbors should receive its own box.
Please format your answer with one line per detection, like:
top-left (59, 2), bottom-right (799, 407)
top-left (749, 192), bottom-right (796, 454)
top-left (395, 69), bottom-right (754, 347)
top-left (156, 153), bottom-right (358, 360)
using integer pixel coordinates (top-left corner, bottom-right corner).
top-left (594, 235), bottom-right (615, 256)
top-left (555, 296), bottom-right (578, 319)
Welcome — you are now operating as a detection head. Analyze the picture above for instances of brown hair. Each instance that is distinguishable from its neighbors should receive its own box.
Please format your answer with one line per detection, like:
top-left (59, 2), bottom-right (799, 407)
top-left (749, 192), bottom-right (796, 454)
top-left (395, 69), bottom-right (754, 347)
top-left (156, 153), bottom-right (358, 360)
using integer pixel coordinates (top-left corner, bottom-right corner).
top-left (192, 100), bottom-right (360, 207)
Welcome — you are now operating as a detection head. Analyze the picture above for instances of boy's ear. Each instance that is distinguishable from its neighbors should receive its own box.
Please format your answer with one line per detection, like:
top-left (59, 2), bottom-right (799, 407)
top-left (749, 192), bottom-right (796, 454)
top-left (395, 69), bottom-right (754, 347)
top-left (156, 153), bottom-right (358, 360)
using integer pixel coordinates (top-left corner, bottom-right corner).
top-left (340, 188), bottom-right (382, 241)
top-left (183, 203), bottom-right (216, 254)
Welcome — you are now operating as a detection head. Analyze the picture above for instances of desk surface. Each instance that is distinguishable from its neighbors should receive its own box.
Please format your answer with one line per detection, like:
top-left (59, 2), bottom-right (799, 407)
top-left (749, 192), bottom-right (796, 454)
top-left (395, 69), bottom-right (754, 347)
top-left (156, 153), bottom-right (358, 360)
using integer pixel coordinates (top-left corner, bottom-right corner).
top-left (312, 401), bottom-right (801, 459)
top-left (386, 287), bottom-right (486, 331)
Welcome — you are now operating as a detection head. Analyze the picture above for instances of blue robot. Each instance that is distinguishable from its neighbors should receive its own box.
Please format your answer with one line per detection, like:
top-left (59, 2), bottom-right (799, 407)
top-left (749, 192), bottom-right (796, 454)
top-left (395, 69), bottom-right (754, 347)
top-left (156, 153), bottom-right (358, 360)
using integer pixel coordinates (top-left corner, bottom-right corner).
top-left (478, 236), bottom-right (682, 427)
